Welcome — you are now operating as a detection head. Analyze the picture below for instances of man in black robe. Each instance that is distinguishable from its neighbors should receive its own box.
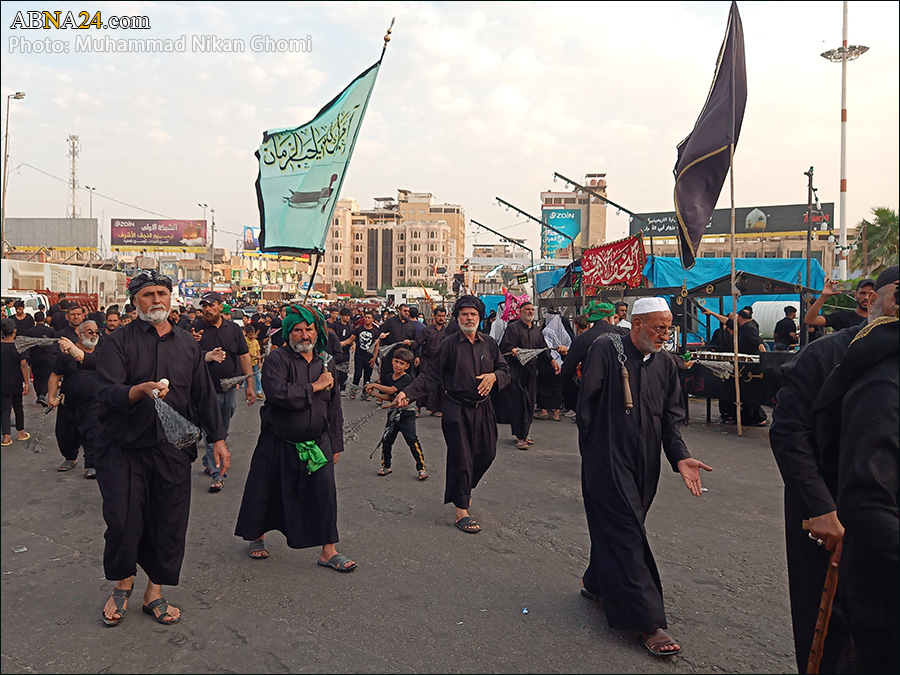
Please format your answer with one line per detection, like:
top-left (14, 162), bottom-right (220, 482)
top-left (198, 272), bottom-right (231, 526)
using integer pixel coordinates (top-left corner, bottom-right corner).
top-left (577, 297), bottom-right (712, 656)
top-left (378, 303), bottom-right (417, 381)
top-left (415, 305), bottom-right (447, 415)
top-left (234, 305), bottom-right (355, 572)
top-left (811, 271), bottom-right (897, 674)
top-left (769, 266), bottom-right (898, 672)
top-left (395, 296), bottom-right (510, 534)
top-left (95, 270), bottom-right (228, 627)
top-left (499, 301), bottom-right (558, 448)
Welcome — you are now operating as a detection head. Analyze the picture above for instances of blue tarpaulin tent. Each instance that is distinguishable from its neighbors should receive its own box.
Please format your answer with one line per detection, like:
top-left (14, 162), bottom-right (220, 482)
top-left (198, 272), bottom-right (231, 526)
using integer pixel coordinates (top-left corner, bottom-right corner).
top-left (642, 257), bottom-right (826, 343)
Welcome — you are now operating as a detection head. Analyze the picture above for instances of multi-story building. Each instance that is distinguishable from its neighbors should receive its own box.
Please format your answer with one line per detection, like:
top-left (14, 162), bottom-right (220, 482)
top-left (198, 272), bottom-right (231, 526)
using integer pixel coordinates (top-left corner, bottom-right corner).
top-left (320, 192), bottom-right (458, 294)
top-left (540, 173), bottom-right (609, 258)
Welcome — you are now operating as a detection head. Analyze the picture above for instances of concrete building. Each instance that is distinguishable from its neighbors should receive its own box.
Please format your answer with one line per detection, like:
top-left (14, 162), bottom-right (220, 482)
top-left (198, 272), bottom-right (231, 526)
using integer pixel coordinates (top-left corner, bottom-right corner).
top-left (320, 192), bottom-right (458, 294)
top-left (540, 173), bottom-right (608, 258)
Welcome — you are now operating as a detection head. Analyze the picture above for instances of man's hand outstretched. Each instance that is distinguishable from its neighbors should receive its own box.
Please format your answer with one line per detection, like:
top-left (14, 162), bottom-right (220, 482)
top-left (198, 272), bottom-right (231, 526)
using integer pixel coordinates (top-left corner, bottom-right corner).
top-left (677, 458), bottom-right (713, 497)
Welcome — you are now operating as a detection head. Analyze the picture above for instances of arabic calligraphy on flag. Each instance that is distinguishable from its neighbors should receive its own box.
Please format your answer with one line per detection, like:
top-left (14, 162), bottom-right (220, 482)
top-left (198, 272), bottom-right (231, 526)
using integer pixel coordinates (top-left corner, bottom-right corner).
top-left (581, 234), bottom-right (646, 293)
top-left (255, 61), bottom-right (382, 255)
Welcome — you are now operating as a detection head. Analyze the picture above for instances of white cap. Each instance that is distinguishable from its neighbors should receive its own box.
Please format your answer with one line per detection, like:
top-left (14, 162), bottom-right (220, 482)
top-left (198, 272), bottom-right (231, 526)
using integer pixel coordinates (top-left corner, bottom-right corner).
top-left (632, 297), bottom-right (671, 315)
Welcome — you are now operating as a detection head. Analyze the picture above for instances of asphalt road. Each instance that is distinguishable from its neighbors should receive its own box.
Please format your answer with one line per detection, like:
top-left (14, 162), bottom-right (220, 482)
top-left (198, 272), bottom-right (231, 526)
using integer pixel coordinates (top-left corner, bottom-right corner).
top-left (1, 393), bottom-right (796, 674)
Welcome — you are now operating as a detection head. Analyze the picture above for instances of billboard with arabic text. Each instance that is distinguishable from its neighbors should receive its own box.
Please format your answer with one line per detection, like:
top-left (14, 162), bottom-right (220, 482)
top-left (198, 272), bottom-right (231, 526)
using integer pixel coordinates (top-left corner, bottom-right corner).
top-left (111, 219), bottom-right (207, 251)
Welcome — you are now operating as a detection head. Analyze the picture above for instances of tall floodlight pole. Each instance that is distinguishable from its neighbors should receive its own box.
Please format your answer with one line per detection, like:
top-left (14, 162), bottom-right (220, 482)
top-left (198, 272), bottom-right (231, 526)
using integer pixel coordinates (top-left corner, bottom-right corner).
top-left (1, 92), bottom-right (26, 258)
top-left (821, 1), bottom-right (868, 280)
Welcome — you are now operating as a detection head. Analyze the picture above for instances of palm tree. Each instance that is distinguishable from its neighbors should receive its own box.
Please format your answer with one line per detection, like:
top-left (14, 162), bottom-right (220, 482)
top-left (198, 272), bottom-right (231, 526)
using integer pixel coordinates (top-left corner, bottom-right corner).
top-left (853, 207), bottom-right (898, 276)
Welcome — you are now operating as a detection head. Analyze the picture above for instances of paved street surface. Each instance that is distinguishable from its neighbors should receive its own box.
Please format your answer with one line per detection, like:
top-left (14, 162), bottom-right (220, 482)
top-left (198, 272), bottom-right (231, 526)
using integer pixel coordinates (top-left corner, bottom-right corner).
top-left (2, 394), bottom-right (795, 673)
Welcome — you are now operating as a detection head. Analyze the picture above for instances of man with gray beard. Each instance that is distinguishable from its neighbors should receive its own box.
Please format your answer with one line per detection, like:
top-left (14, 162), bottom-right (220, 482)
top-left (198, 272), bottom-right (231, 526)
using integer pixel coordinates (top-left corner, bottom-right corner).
top-left (95, 271), bottom-right (228, 627)
top-left (395, 295), bottom-right (510, 534)
top-left (51, 321), bottom-right (102, 477)
top-left (576, 297), bottom-right (712, 657)
top-left (234, 304), bottom-right (355, 571)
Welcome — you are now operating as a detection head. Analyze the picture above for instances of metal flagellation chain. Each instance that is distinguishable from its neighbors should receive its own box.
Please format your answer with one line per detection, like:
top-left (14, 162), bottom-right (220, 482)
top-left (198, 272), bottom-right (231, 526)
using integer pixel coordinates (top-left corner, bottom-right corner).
top-left (153, 379), bottom-right (203, 450)
top-left (24, 406), bottom-right (55, 453)
top-left (220, 374), bottom-right (252, 392)
top-left (601, 333), bottom-right (634, 413)
top-left (502, 347), bottom-right (549, 366)
top-left (14, 336), bottom-right (59, 353)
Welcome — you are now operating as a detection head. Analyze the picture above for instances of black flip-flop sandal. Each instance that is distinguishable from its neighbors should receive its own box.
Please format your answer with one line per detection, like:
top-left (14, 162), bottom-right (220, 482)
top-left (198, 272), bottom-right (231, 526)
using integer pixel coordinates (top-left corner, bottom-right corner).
top-left (455, 516), bottom-right (481, 533)
top-left (248, 538), bottom-right (269, 559)
top-left (142, 598), bottom-right (180, 625)
top-left (102, 585), bottom-right (133, 626)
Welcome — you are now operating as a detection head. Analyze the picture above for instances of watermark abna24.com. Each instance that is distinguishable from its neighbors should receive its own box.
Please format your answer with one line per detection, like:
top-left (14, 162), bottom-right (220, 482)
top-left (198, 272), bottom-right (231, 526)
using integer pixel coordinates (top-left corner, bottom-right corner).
top-left (10, 11), bottom-right (150, 30)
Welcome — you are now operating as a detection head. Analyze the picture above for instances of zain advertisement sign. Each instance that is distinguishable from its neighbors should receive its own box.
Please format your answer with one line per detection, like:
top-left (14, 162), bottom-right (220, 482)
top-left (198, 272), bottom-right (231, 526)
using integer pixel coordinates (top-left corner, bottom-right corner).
top-left (542, 208), bottom-right (581, 257)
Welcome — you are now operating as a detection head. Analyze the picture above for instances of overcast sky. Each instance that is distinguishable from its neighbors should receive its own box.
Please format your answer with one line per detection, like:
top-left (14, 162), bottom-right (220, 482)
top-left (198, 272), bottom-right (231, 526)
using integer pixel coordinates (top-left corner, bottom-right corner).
top-left (2, 1), bottom-right (897, 258)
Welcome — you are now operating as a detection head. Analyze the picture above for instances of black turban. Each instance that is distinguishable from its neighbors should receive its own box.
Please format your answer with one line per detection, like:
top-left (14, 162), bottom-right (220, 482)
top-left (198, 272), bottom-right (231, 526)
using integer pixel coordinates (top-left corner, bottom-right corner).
top-left (128, 270), bottom-right (174, 296)
top-left (453, 295), bottom-right (485, 320)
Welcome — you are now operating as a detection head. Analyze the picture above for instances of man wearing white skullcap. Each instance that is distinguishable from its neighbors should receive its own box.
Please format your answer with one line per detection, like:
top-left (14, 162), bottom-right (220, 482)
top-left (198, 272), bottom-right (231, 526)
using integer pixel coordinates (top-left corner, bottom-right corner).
top-left (577, 296), bottom-right (713, 657)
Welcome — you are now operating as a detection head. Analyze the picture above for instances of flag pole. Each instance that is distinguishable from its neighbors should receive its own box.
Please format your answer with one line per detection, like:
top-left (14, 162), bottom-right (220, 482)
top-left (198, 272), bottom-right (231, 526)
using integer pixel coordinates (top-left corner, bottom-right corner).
top-left (304, 251), bottom-right (321, 304)
top-left (729, 3), bottom-right (742, 437)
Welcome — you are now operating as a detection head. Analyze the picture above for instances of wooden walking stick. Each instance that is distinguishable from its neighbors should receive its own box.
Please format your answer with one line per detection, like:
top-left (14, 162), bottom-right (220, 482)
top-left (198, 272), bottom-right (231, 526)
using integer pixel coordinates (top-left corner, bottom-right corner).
top-left (802, 519), bottom-right (840, 675)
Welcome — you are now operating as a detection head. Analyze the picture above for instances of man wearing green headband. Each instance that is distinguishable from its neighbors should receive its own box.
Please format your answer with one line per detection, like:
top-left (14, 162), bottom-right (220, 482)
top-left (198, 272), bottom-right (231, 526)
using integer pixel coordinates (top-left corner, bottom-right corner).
top-left (559, 300), bottom-right (625, 388)
top-left (234, 304), bottom-right (356, 572)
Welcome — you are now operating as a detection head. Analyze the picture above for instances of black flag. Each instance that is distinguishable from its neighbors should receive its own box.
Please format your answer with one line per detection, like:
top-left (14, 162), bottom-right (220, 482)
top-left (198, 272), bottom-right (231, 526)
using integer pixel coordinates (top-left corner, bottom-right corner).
top-left (673, 1), bottom-right (747, 269)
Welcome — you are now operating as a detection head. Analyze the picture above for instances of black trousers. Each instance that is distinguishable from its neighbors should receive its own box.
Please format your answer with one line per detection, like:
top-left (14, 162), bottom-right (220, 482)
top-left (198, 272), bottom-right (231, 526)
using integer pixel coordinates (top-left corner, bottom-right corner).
top-left (55, 403), bottom-right (99, 468)
top-left (382, 410), bottom-right (425, 471)
top-left (95, 441), bottom-right (193, 585)
top-left (30, 357), bottom-right (54, 400)
top-left (1, 395), bottom-right (25, 435)
top-left (352, 354), bottom-right (374, 387)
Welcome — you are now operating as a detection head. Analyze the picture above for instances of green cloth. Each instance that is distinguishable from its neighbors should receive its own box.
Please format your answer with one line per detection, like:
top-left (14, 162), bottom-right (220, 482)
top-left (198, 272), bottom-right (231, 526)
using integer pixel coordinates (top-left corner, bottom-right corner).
top-left (295, 440), bottom-right (328, 473)
top-left (282, 304), bottom-right (328, 352)
top-left (583, 300), bottom-right (615, 323)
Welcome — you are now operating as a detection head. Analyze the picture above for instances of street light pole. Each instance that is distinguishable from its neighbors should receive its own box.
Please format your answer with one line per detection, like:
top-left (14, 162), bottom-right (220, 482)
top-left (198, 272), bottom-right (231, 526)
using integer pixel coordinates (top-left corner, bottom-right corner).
top-left (85, 185), bottom-right (96, 268)
top-left (210, 207), bottom-right (216, 292)
top-left (821, 1), bottom-right (868, 280)
top-left (1, 91), bottom-right (26, 258)
top-left (198, 202), bottom-right (209, 288)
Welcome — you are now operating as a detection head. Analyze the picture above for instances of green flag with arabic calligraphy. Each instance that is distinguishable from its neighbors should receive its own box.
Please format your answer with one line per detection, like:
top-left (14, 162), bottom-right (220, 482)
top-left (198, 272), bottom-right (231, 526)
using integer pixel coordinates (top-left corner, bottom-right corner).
top-left (255, 61), bottom-right (381, 254)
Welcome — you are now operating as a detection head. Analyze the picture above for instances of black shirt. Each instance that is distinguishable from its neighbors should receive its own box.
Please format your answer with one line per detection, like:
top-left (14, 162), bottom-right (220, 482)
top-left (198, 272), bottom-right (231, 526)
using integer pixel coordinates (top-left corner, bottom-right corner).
top-left (824, 310), bottom-right (865, 331)
top-left (773, 317), bottom-right (798, 346)
top-left (27, 323), bottom-right (58, 363)
top-left (354, 326), bottom-right (378, 356)
top-left (380, 315), bottom-right (417, 345)
top-left (1, 342), bottom-right (26, 395)
top-left (332, 321), bottom-right (354, 355)
top-left (737, 321), bottom-right (764, 353)
top-left (191, 317), bottom-right (249, 394)
top-left (55, 324), bottom-right (80, 343)
top-left (386, 372), bottom-right (413, 400)
top-left (13, 313), bottom-right (35, 335)
top-left (95, 318), bottom-right (226, 449)
top-left (52, 351), bottom-right (97, 408)
top-left (49, 312), bottom-right (69, 332)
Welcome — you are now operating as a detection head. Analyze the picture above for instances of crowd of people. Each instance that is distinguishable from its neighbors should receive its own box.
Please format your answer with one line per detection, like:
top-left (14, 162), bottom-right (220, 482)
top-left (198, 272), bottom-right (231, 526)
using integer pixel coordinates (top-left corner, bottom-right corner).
top-left (0, 266), bottom-right (895, 669)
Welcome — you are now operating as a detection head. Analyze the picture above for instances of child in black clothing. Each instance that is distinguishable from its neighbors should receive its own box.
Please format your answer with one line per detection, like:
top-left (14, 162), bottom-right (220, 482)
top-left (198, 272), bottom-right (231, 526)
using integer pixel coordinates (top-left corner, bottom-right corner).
top-left (365, 348), bottom-right (427, 480)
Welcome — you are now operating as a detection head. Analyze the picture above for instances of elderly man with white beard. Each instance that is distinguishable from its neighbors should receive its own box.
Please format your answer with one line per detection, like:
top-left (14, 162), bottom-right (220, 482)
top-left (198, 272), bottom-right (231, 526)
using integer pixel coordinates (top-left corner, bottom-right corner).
top-left (576, 297), bottom-right (713, 657)
top-left (50, 320), bottom-right (103, 477)
top-left (94, 271), bottom-right (229, 627)
top-left (234, 304), bottom-right (356, 571)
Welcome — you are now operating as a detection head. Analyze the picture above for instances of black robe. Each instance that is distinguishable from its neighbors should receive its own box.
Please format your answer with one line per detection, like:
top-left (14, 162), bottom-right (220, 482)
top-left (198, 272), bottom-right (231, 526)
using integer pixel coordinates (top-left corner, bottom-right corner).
top-left (416, 322), bottom-right (446, 412)
top-left (577, 333), bottom-right (691, 632)
top-left (234, 346), bottom-right (344, 549)
top-left (769, 325), bottom-right (860, 673)
top-left (94, 319), bottom-right (225, 585)
top-left (498, 319), bottom-right (548, 440)
top-left (812, 318), bottom-right (899, 675)
top-left (403, 331), bottom-right (510, 509)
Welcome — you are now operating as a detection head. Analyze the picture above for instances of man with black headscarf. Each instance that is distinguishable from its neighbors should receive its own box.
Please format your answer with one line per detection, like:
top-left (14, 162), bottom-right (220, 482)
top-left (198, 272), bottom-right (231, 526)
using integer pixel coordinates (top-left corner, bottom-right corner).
top-left (95, 270), bottom-right (228, 628)
top-left (498, 301), bottom-right (559, 449)
top-left (395, 296), bottom-right (510, 534)
top-left (234, 304), bottom-right (355, 572)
